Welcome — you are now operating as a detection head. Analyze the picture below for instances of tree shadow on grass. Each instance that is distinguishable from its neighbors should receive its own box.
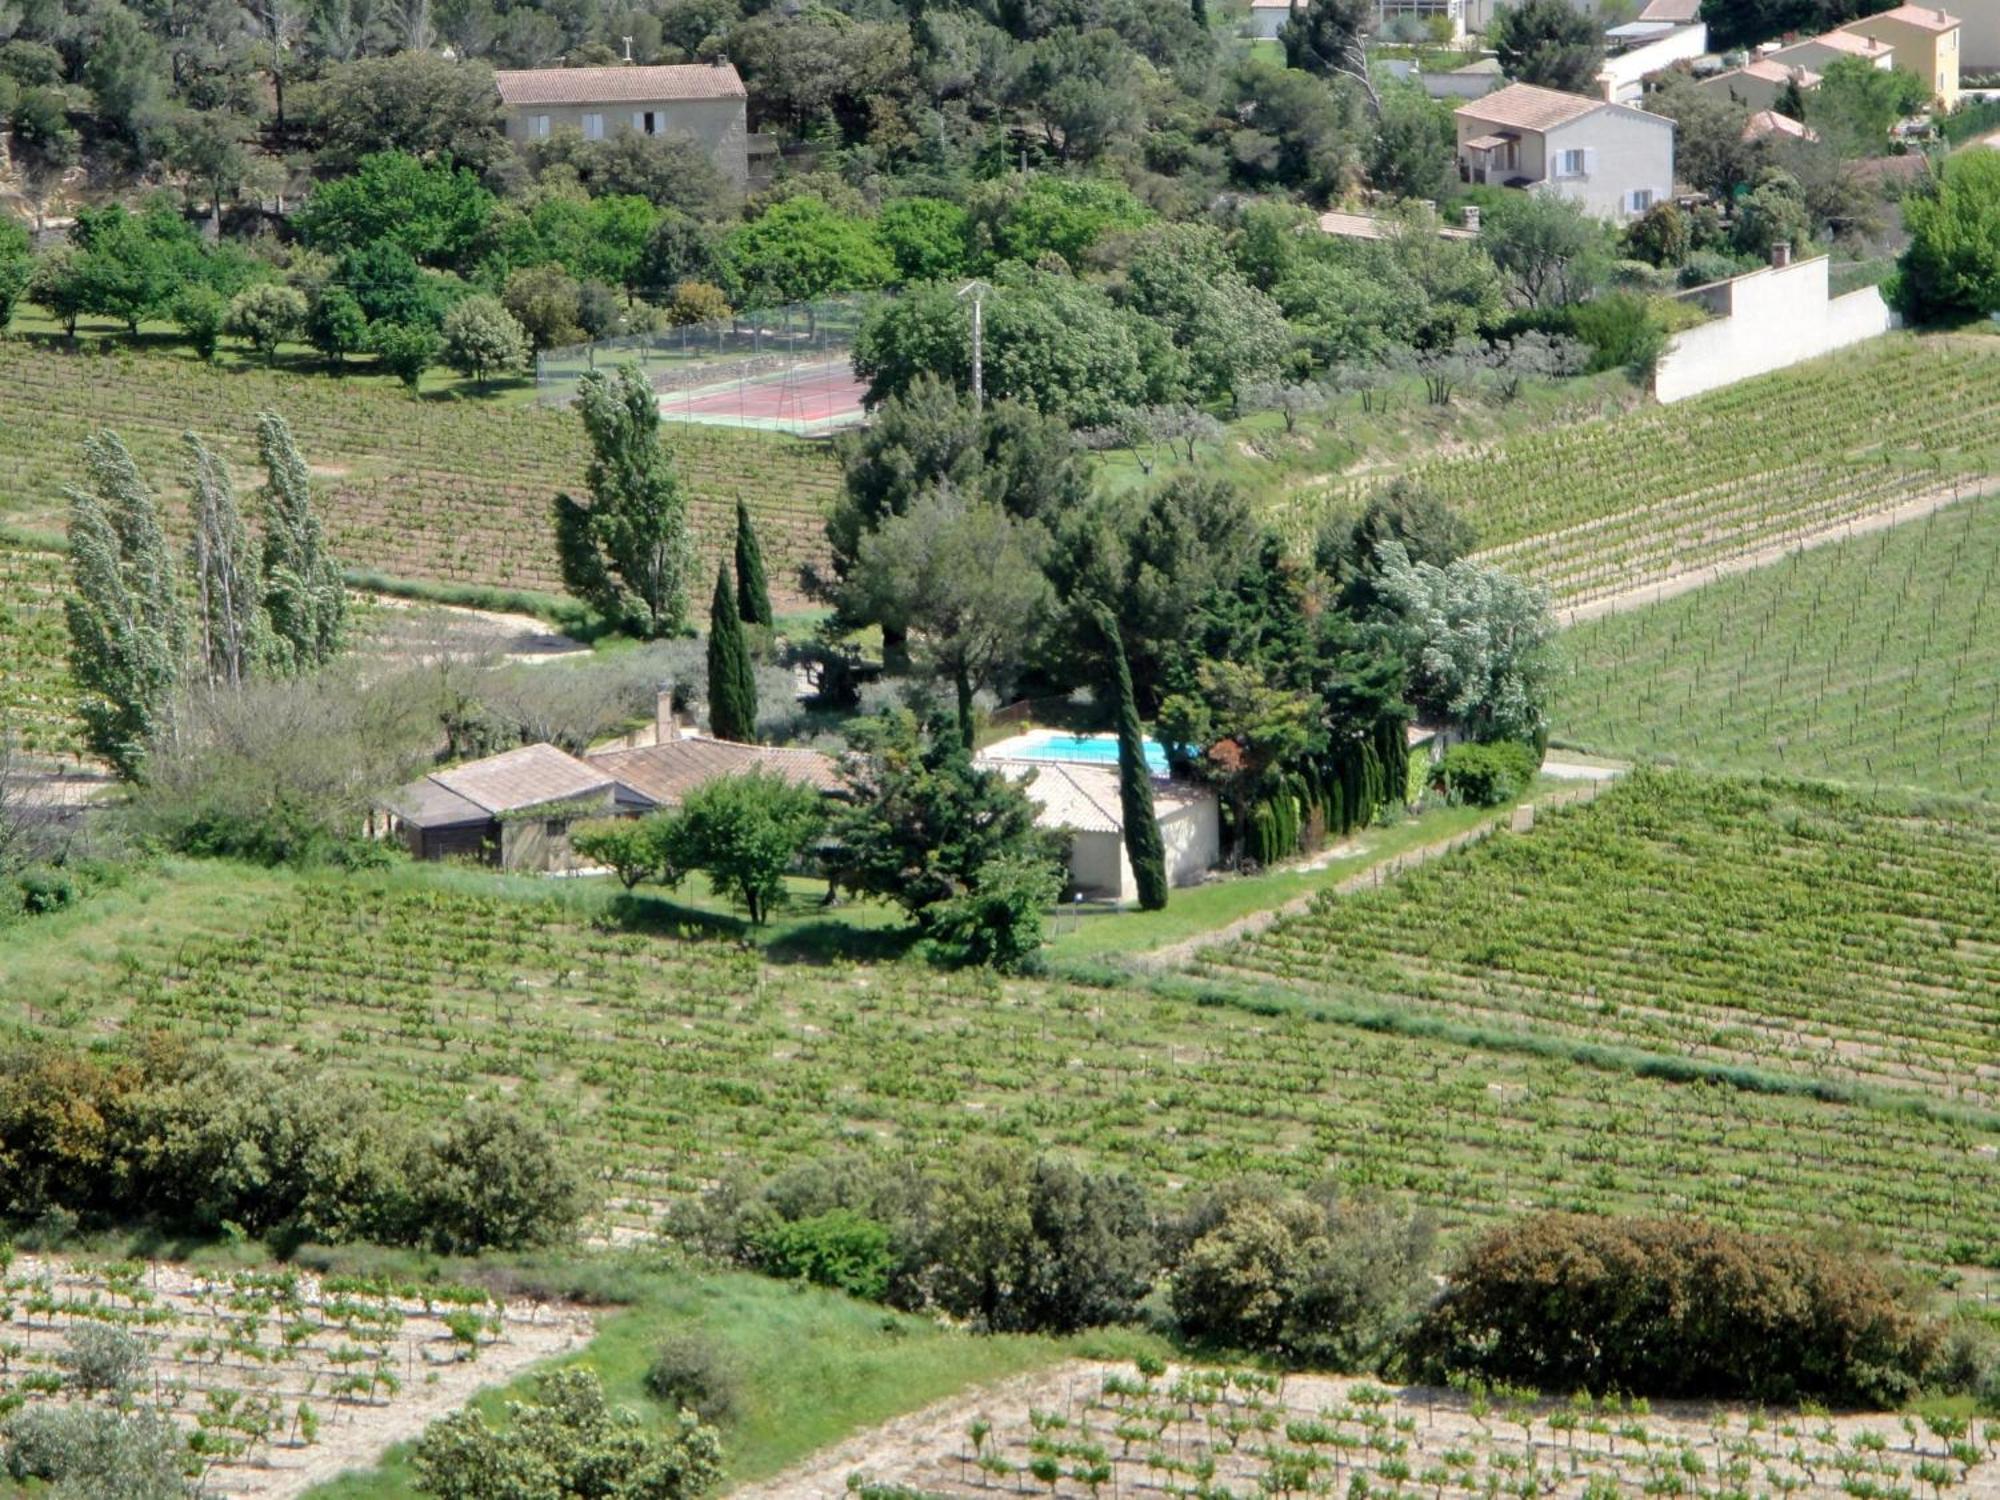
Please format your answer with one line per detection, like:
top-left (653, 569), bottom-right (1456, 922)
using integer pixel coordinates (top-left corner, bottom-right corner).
top-left (602, 891), bottom-right (923, 966)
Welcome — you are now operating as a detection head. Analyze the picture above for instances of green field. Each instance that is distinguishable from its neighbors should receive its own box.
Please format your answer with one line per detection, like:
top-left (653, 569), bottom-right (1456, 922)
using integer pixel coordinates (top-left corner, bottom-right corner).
top-left (1552, 491), bottom-right (2000, 799)
top-left (5, 838), bottom-right (1997, 1273)
top-left (0, 534), bottom-right (80, 758)
top-left (1311, 337), bottom-right (2000, 608)
top-left (0, 340), bottom-right (838, 606)
top-left (1198, 770), bottom-right (2000, 1115)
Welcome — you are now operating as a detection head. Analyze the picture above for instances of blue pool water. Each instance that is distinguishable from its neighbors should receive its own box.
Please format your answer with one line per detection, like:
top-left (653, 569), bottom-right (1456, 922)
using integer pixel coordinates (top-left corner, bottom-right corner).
top-left (1016, 733), bottom-right (1170, 775)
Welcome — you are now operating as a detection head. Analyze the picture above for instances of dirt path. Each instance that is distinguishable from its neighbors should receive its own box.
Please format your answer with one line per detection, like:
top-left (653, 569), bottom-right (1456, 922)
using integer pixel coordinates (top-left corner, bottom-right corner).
top-left (1130, 777), bottom-right (1617, 972)
top-left (362, 594), bottom-right (588, 664)
top-left (1554, 476), bottom-right (2000, 628)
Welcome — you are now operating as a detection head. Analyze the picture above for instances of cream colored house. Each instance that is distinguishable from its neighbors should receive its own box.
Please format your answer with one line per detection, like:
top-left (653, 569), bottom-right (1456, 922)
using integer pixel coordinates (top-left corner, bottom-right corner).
top-left (978, 757), bottom-right (1220, 903)
top-left (1700, 57), bottom-right (1821, 110)
top-left (1839, 5), bottom-right (1960, 108)
top-left (1455, 83), bottom-right (1675, 219)
top-left (1767, 27), bottom-right (1895, 72)
top-left (492, 62), bottom-right (750, 186)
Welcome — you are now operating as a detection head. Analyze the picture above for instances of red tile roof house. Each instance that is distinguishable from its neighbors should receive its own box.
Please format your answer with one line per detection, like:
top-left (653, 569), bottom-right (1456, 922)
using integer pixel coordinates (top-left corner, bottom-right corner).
top-left (493, 62), bottom-right (750, 186)
top-left (385, 743), bottom-right (618, 871)
top-left (1455, 82), bottom-right (1676, 220)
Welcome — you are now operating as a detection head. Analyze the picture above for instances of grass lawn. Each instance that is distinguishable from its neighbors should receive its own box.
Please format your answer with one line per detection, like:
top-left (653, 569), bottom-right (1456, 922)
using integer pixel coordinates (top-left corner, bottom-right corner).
top-left (300, 1264), bottom-right (1168, 1499)
top-left (1041, 794), bottom-right (1524, 962)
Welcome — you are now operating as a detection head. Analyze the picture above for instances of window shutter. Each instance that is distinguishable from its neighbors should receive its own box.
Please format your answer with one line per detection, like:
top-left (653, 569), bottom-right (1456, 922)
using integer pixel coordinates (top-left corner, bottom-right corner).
top-left (633, 110), bottom-right (646, 131)
top-left (1582, 147), bottom-right (1595, 175)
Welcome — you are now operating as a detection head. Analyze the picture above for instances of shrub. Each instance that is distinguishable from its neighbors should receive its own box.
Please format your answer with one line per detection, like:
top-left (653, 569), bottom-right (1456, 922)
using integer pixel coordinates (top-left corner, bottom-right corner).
top-left (58, 1323), bottom-right (148, 1397)
top-left (645, 1333), bottom-right (743, 1424)
top-left (749, 1207), bottom-right (895, 1300)
top-left (1169, 1185), bottom-right (1436, 1370)
top-left (923, 850), bottom-right (1062, 971)
top-left (2, 1404), bottom-right (187, 1497)
top-left (1432, 741), bottom-right (1540, 806)
top-left (1405, 1214), bottom-right (1947, 1406)
top-left (1567, 291), bottom-right (1671, 377)
top-left (416, 1101), bottom-right (595, 1254)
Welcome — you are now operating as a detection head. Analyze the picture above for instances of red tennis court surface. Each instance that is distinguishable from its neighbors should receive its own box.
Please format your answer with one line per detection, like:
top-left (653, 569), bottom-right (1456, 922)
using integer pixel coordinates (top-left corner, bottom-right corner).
top-left (656, 358), bottom-right (869, 435)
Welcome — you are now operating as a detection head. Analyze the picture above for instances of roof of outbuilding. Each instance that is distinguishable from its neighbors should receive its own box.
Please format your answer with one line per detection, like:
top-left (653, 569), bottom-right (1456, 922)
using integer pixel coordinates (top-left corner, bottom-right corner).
top-left (1779, 27), bottom-right (1891, 55)
top-left (1455, 82), bottom-right (1606, 132)
top-left (1638, 0), bottom-right (1703, 22)
top-left (431, 743), bottom-right (614, 815)
top-left (1744, 108), bottom-right (1818, 139)
top-left (1736, 57), bottom-right (1822, 82)
top-left (587, 736), bottom-right (841, 808)
top-left (493, 62), bottom-right (747, 106)
top-left (386, 778), bottom-right (492, 830)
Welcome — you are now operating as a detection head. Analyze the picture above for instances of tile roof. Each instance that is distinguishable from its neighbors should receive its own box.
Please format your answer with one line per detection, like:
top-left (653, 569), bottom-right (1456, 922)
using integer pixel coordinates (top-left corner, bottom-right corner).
top-left (493, 62), bottom-right (746, 107)
top-left (1638, 0), bottom-right (1703, 21)
top-left (1781, 28), bottom-right (1891, 55)
top-left (1847, 3), bottom-right (1957, 29)
top-left (387, 778), bottom-right (490, 829)
top-left (1318, 209), bottom-right (1479, 241)
top-left (587, 736), bottom-right (841, 808)
top-left (1456, 82), bottom-right (1605, 132)
top-left (1744, 108), bottom-right (1818, 139)
top-left (432, 743), bottom-right (613, 815)
top-left (1737, 57), bottom-right (1821, 83)
top-left (980, 759), bottom-right (1211, 837)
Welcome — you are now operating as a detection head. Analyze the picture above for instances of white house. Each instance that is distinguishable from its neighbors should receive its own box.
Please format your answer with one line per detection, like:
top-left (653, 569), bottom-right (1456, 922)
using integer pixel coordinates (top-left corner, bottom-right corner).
top-left (979, 757), bottom-right (1220, 903)
top-left (492, 62), bottom-right (751, 186)
top-left (1455, 82), bottom-right (1675, 219)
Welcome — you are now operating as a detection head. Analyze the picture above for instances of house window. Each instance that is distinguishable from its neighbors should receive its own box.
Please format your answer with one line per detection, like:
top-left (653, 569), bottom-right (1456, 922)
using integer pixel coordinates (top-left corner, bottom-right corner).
top-left (584, 112), bottom-right (604, 140)
top-left (1556, 147), bottom-right (1587, 177)
top-left (1629, 188), bottom-right (1654, 213)
top-left (530, 113), bottom-right (551, 138)
top-left (544, 817), bottom-right (568, 837)
top-left (633, 110), bottom-right (660, 135)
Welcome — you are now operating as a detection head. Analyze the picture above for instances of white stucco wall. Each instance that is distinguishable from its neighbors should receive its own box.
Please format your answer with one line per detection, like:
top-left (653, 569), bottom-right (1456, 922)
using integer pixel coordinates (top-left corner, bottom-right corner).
top-left (1598, 23), bottom-right (1708, 101)
top-left (1161, 797), bottom-right (1222, 888)
top-left (1536, 105), bottom-right (1675, 218)
top-left (1069, 831), bottom-right (1129, 901)
top-left (1654, 256), bottom-right (1896, 403)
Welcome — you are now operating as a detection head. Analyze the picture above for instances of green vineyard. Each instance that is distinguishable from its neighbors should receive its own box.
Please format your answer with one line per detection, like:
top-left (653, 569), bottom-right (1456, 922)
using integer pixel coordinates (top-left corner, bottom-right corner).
top-left (1377, 337), bottom-right (2000, 607)
top-left (0, 536), bottom-right (81, 759)
top-left (1198, 771), bottom-right (2000, 1115)
top-left (0, 341), bottom-right (840, 606)
top-left (7, 855), bottom-right (1995, 1269)
top-left (1553, 491), bottom-right (2000, 799)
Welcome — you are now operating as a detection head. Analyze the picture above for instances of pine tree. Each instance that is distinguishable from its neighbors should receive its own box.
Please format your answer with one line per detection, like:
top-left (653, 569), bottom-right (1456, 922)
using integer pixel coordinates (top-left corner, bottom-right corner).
top-left (734, 498), bottom-right (774, 628)
top-left (553, 364), bottom-right (697, 638)
top-left (63, 431), bottom-right (187, 778)
top-left (1102, 610), bottom-right (1168, 910)
top-left (184, 432), bottom-right (269, 689)
top-left (257, 411), bottom-right (346, 673)
top-left (706, 565), bottom-right (758, 742)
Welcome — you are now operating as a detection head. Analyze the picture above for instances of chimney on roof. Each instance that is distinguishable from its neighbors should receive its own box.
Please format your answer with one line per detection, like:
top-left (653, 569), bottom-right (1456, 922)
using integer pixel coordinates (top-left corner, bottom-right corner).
top-left (656, 684), bottom-right (678, 744)
top-left (1463, 205), bottom-right (1481, 231)
top-left (1770, 239), bottom-right (1792, 268)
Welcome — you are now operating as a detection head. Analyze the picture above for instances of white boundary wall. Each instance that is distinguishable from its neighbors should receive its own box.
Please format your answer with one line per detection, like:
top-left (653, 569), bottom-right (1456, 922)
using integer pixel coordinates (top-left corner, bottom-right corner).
top-left (1654, 255), bottom-right (1896, 403)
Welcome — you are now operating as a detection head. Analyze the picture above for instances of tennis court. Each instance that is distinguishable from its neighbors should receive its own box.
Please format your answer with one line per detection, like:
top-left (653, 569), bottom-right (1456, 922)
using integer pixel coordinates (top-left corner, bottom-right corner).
top-left (655, 357), bottom-right (870, 435)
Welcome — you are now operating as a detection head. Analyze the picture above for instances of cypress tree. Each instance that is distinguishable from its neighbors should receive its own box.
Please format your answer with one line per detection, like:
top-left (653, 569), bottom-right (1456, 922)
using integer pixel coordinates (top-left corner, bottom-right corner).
top-left (706, 564), bottom-right (758, 742)
top-left (63, 431), bottom-right (187, 778)
top-left (184, 432), bottom-right (269, 689)
top-left (734, 498), bottom-right (774, 628)
top-left (1102, 611), bottom-right (1168, 911)
top-left (257, 411), bottom-right (346, 673)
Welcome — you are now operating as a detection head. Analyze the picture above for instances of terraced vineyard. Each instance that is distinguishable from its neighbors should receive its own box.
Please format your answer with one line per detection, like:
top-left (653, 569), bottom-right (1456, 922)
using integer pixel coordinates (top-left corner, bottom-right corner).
top-left (825, 1362), bottom-right (2000, 1500)
top-left (0, 341), bottom-right (839, 605)
top-left (1318, 337), bottom-right (2000, 608)
top-left (0, 536), bottom-right (80, 758)
top-left (1198, 771), bottom-right (2000, 1113)
top-left (7, 861), bottom-right (1997, 1269)
top-left (0, 1254), bottom-right (588, 1497)
top-left (1553, 492), bottom-right (2000, 799)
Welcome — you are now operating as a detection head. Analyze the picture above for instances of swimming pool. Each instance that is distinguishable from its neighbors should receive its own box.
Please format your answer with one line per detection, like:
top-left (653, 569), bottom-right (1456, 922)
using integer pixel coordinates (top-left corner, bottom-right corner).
top-left (984, 730), bottom-right (1170, 775)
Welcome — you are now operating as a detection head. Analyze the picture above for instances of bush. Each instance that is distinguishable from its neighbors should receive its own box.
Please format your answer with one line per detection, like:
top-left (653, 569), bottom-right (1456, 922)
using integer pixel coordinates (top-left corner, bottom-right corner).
top-left (416, 1101), bottom-right (595, 1254)
top-left (1405, 1214), bottom-right (1947, 1406)
top-left (1168, 1184), bottom-right (1436, 1370)
top-left (1567, 291), bottom-right (1671, 377)
top-left (2, 1404), bottom-right (187, 1497)
top-left (749, 1207), bottom-right (894, 1300)
top-left (645, 1333), bottom-right (742, 1424)
top-left (923, 850), bottom-right (1062, 971)
top-left (58, 1323), bottom-right (148, 1398)
top-left (1432, 741), bottom-right (1540, 806)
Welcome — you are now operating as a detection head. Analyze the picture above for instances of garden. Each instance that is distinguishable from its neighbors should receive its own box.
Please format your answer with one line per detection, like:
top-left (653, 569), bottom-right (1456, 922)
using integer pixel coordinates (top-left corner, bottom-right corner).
top-left (1551, 490), bottom-right (2000, 799)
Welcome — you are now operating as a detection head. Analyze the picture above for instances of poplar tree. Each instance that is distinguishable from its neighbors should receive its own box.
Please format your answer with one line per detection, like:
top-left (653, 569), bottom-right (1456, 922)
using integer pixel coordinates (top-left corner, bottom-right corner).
top-left (734, 498), bottom-right (774, 628)
top-left (553, 364), bottom-right (697, 638)
top-left (706, 565), bottom-right (758, 742)
top-left (184, 432), bottom-right (269, 689)
top-left (64, 431), bottom-right (188, 778)
top-left (257, 411), bottom-right (346, 673)
top-left (1102, 609), bottom-right (1168, 911)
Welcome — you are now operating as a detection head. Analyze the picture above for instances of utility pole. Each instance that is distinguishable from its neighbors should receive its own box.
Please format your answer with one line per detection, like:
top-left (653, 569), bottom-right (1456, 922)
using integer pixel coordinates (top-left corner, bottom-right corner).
top-left (957, 280), bottom-right (991, 408)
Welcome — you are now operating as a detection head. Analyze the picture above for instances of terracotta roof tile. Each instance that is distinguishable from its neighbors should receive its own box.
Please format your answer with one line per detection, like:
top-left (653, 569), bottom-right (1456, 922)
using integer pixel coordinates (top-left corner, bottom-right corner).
top-left (493, 63), bottom-right (746, 106)
top-left (1456, 82), bottom-right (1606, 132)
top-left (980, 759), bottom-right (1211, 836)
top-left (588, 736), bottom-right (840, 808)
top-left (432, 743), bottom-right (613, 814)
top-left (1847, 4), bottom-right (1957, 30)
